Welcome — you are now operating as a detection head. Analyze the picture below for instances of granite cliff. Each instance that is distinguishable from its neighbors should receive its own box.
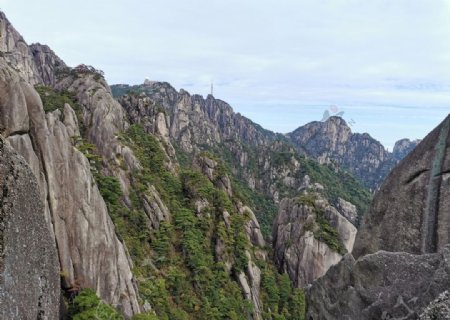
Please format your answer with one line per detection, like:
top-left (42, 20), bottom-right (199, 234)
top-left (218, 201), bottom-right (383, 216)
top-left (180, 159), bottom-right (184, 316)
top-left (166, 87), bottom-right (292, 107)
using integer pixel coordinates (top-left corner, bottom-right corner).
top-left (0, 139), bottom-right (60, 319)
top-left (307, 114), bottom-right (450, 319)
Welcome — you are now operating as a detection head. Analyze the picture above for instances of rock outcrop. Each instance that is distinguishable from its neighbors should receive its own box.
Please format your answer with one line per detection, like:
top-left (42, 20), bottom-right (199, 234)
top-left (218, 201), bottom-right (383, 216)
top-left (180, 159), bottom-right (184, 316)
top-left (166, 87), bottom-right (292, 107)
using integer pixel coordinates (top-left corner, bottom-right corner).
top-left (307, 114), bottom-right (450, 319)
top-left (287, 116), bottom-right (396, 190)
top-left (0, 55), bottom-right (140, 317)
top-left (0, 139), bottom-right (60, 319)
top-left (393, 138), bottom-right (421, 161)
top-left (272, 194), bottom-right (356, 287)
top-left (117, 83), bottom-right (278, 153)
top-left (307, 246), bottom-right (450, 320)
top-left (0, 13), bottom-right (66, 86)
top-left (420, 291), bottom-right (450, 320)
top-left (354, 114), bottom-right (450, 257)
top-left (30, 43), bottom-right (67, 86)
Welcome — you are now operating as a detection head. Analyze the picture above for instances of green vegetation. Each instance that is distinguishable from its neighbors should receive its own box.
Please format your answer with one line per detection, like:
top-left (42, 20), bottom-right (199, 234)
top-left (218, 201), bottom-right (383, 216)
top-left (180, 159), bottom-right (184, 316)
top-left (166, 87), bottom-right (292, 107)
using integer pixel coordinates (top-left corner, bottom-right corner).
top-left (260, 266), bottom-right (306, 319)
top-left (110, 84), bottom-right (155, 98)
top-left (35, 85), bottom-right (80, 113)
top-left (94, 124), bottom-right (305, 319)
top-left (35, 85), bottom-right (87, 135)
top-left (68, 288), bottom-right (123, 320)
top-left (297, 157), bottom-right (371, 223)
top-left (195, 139), bottom-right (370, 238)
top-left (297, 193), bottom-right (347, 255)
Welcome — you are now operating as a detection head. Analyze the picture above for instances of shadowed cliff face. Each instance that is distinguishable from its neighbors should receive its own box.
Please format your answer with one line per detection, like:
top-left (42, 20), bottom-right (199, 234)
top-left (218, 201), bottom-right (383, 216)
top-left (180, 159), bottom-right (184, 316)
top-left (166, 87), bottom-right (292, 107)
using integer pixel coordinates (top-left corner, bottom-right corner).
top-left (0, 139), bottom-right (60, 319)
top-left (354, 114), bottom-right (450, 257)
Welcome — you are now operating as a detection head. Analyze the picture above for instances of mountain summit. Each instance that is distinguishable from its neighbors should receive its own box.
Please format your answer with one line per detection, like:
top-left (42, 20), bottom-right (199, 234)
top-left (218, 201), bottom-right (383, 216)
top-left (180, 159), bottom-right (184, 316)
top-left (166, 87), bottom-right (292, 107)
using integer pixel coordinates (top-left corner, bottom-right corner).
top-left (287, 116), bottom-right (416, 190)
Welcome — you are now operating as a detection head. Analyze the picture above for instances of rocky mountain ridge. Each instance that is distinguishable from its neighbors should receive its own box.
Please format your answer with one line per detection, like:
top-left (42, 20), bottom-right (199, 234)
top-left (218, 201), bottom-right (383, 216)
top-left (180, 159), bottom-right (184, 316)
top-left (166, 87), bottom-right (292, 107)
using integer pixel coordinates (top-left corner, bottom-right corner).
top-left (0, 9), bottom-right (438, 320)
top-left (114, 84), bottom-right (419, 194)
top-left (0, 11), bottom-right (309, 319)
top-left (287, 116), bottom-right (420, 190)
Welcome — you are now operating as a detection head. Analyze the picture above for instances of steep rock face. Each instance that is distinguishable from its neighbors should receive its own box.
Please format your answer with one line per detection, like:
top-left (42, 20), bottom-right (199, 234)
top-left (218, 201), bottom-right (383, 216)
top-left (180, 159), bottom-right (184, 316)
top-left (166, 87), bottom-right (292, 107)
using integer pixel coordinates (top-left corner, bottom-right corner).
top-left (0, 12), bottom-right (41, 84)
top-left (0, 139), bottom-right (60, 319)
top-left (117, 83), bottom-right (278, 153)
top-left (30, 43), bottom-right (67, 86)
top-left (307, 246), bottom-right (450, 320)
top-left (0, 59), bottom-right (140, 317)
top-left (0, 12), bottom-right (66, 87)
top-left (354, 114), bottom-right (450, 257)
top-left (272, 195), bottom-right (356, 287)
top-left (287, 116), bottom-right (395, 190)
top-left (393, 138), bottom-right (421, 161)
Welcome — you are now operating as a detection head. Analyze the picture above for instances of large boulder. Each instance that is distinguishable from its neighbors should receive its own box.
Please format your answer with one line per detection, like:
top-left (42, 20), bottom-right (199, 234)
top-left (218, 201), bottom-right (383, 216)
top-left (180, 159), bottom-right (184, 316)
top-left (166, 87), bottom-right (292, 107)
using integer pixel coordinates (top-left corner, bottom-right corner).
top-left (307, 246), bottom-right (450, 320)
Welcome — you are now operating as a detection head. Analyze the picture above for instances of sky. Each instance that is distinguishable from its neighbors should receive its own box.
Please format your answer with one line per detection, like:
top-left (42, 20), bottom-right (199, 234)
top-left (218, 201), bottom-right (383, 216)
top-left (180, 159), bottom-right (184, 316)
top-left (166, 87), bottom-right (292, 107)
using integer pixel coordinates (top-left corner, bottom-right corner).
top-left (1, 0), bottom-right (449, 149)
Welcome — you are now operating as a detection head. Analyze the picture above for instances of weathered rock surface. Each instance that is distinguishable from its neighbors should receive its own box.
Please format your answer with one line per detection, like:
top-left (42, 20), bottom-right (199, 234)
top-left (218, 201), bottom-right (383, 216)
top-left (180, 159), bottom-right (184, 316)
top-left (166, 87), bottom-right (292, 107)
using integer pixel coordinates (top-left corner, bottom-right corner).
top-left (0, 12), bottom-right (66, 86)
top-left (336, 197), bottom-right (358, 225)
top-left (393, 138), bottom-right (421, 161)
top-left (354, 114), bottom-right (450, 257)
top-left (287, 116), bottom-right (396, 190)
top-left (0, 57), bottom-right (141, 317)
top-left (117, 83), bottom-right (278, 153)
top-left (0, 12), bottom-right (42, 84)
top-left (0, 139), bottom-right (60, 319)
top-left (272, 196), bottom-right (356, 287)
top-left (30, 43), bottom-right (67, 86)
top-left (307, 246), bottom-right (450, 320)
top-left (420, 291), bottom-right (450, 320)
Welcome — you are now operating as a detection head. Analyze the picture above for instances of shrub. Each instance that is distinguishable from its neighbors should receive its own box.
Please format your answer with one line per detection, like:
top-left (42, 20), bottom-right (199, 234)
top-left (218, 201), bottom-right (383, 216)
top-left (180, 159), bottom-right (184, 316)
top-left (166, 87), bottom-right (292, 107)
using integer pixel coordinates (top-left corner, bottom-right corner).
top-left (68, 288), bottom-right (123, 320)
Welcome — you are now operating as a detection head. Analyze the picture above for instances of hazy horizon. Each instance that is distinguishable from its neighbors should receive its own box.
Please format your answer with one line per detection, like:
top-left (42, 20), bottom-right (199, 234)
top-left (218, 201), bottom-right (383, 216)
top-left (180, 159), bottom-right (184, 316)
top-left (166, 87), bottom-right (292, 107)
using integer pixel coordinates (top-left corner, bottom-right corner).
top-left (1, 0), bottom-right (449, 148)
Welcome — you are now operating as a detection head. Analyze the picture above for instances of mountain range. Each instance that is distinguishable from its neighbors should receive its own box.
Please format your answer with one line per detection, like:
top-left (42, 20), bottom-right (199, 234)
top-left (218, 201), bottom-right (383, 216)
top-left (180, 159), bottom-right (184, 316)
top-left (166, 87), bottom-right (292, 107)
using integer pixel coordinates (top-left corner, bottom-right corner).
top-left (0, 10), bottom-right (447, 320)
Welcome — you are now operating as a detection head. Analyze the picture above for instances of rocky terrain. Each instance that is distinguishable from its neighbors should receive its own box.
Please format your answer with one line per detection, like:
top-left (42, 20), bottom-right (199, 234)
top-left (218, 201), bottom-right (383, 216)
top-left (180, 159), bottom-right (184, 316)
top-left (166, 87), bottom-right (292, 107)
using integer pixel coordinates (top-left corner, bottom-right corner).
top-left (272, 190), bottom-right (357, 288)
top-left (0, 8), bottom-right (444, 320)
top-left (0, 140), bottom-right (60, 319)
top-left (287, 116), bottom-right (418, 190)
top-left (354, 114), bottom-right (450, 256)
top-left (393, 138), bottom-right (421, 161)
top-left (0, 11), bottom-right (314, 319)
top-left (307, 114), bottom-right (450, 319)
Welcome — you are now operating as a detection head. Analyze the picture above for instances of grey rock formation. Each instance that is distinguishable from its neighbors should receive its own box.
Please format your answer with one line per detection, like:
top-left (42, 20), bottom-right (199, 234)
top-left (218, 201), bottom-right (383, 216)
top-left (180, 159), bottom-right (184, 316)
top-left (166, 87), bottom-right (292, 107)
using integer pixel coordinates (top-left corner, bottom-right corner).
top-left (117, 83), bottom-right (278, 154)
top-left (307, 246), bottom-right (450, 320)
top-left (336, 197), bottom-right (358, 225)
top-left (393, 138), bottom-right (421, 161)
top-left (307, 114), bottom-right (450, 319)
top-left (0, 11), bottom-right (41, 84)
top-left (354, 114), bottom-right (450, 257)
top-left (0, 12), bottom-right (66, 87)
top-left (30, 43), bottom-right (67, 86)
top-left (420, 291), bottom-right (450, 320)
top-left (272, 195), bottom-right (356, 287)
top-left (0, 139), bottom-right (60, 319)
top-left (287, 116), bottom-right (396, 190)
top-left (0, 58), bottom-right (141, 317)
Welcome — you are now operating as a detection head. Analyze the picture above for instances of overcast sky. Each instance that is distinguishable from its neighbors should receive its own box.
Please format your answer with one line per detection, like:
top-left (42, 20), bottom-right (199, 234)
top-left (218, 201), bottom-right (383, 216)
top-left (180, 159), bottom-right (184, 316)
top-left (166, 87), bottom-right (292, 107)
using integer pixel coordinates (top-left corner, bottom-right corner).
top-left (1, 0), bottom-right (449, 148)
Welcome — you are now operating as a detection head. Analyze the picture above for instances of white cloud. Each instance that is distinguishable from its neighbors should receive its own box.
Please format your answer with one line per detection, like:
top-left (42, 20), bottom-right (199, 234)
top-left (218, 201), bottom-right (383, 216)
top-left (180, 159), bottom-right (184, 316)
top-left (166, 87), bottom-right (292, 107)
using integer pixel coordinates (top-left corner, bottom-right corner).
top-left (1, 0), bottom-right (449, 147)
